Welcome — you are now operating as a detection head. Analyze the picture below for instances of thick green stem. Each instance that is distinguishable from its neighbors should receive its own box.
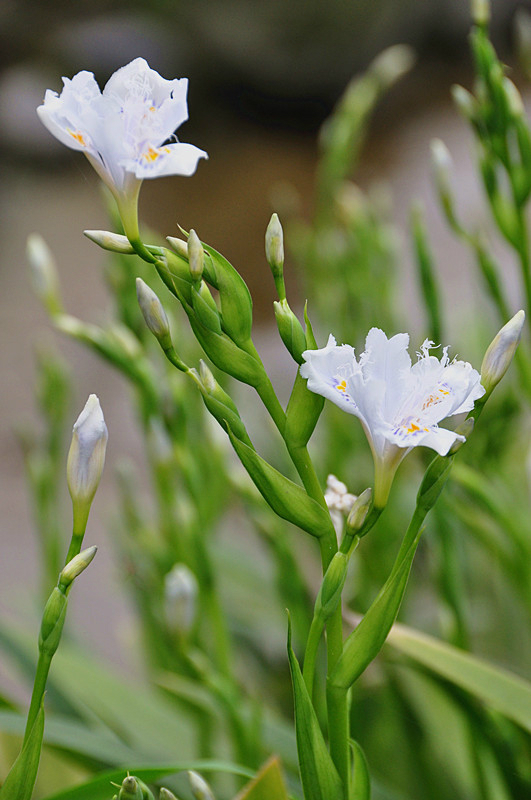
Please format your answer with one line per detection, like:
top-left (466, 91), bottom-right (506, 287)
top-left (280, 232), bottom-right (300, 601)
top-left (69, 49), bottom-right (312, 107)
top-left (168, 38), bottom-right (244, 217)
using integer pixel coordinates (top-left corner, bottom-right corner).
top-left (318, 536), bottom-right (349, 791)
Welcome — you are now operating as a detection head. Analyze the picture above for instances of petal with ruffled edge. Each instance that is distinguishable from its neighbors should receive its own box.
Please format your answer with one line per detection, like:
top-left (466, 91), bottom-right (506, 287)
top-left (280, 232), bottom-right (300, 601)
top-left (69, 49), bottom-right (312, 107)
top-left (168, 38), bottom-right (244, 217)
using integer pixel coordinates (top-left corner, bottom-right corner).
top-left (126, 142), bottom-right (208, 179)
top-left (37, 71), bottom-right (104, 154)
top-left (300, 335), bottom-right (360, 416)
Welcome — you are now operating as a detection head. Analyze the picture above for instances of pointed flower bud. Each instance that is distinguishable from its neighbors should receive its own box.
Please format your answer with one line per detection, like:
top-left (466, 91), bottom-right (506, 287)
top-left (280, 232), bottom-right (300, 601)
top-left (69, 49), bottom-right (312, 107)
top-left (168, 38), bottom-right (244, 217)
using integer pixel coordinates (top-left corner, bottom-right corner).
top-left (166, 236), bottom-right (189, 259)
top-left (345, 487), bottom-right (372, 535)
top-left (136, 278), bottom-right (172, 349)
top-left (274, 299), bottom-right (307, 363)
top-left (188, 771), bottom-right (215, 800)
top-left (188, 229), bottom-right (204, 282)
top-left (84, 230), bottom-right (136, 254)
top-left (471, 0), bottom-right (490, 27)
top-left (481, 310), bottom-right (525, 396)
top-left (39, 587), bottom-right (68, 656)
top-left (118, 776), bottom-right (143, 800)
top-left (451, 85), bottom-right (478, 123)
top-left (27, 234), bottom-right (63, 316)
top-left (59, 546), bottom-right (97, 589)
top-left (67, 395), bottom-right (108, 532)
top-left (164, 563), bottom-right (198, 636)
top-left (315, 551), bottom-right (349, 621)
top-left (196, 361), bottom-right (252, 445)
top-left (159, 790), bottom-right (179, 800)
top-left (265, 213), bottom-right (284, 275)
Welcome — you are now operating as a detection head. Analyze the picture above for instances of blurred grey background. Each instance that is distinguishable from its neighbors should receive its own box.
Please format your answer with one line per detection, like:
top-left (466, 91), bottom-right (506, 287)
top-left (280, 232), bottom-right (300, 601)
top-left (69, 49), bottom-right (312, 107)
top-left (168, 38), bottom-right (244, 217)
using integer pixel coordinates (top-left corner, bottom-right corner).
top-left (0, 0), bottom-right (528, 677)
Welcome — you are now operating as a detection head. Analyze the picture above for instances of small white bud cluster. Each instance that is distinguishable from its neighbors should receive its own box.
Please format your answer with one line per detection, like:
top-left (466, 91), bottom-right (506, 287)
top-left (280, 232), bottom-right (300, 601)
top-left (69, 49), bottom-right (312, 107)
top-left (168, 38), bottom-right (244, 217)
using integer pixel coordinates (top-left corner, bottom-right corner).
top-left (324, 474), bottom-right (357, 539)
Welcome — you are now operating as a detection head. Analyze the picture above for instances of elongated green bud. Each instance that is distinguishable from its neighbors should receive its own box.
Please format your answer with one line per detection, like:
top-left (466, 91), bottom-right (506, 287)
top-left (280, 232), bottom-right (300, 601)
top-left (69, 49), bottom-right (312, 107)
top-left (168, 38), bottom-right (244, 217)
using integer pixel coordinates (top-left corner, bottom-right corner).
top-left (67, 395), bottom-right (108, 534)
top-left (84, 230), bottom-right (136, 254)
top-left (481, 310), bottom-right (525, 395)
top-left (195, 361), bottom-right (252, 445)
top-left (27, 234), bottom-right (63, 316)
top-left (285, 371), bottom-right (325, 448)
top-left (274, 299), bottom-right (307, 363)
top-left (136, 278), bottom-right (172, 349)
top-left (315, 551), bottom-right (349, 621)
top-left (345, 488), bottom-right (372, 535)
top-left (117, 776), bottom-right (144, 800)
top-left (39, 587), bottom-right (68, 656)
top-left (59, 546), bottom-right (97, 590)
top-left (188, 771), bottom-right (215, 800)
top-left (188, 229), bottom-right (204, 282)
top-left (191, 282), bottom-right (222, 334)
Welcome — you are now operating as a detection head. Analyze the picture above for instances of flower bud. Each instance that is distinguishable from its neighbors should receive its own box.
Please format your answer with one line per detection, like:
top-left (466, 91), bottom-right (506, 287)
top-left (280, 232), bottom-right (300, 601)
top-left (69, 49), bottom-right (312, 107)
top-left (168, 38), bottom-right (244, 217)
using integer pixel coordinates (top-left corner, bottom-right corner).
top-left (117, 776), bottom-right (144, 800)
top-left (315, 551), bottom-right (349, 621)
top-left (196, 361), bottom-right (252, 445)
top-left (274, 299), bottom-right (307, 364)
top-left (159, 790), bottom-right (179, 800)
top-left (166, 236), bottom-right (189, 259)
top-left (164, 563), bottom-right (198, 636)
top-left (59, 546), bottom-right (97, 589)
top-left (451, 84), bottom-right (477, 122)
top-left (191, 282), bottom-right (222, 334)
top-left (431, 139), bottom-right (452, 191)
top-left (502, 78), bottom-right (525, 119)
top-left (84, 230), bottom-right (136, 254)
top-left (471, 0), bottom-right (490, 27)
top-left (188, 229), bottom-right (204, 282)
top-left (27, 234), bottom-right (63, 316)
top-left (265, 213), bottom-right (284, 276)
top-left (67, 395), bottom-right (108, 532)
top-left (345, 487), bottom-right (373, 540)
top-left (188, 771), bottom-right (215, 800)
top-left (371, 44), bottom-right (415, 88)
top-left (107, 323), bottom-right (143, 361)
top-left (39, 587), bottom-right (68, 657)
top-left (481, 310), bottom-right (525, 395)
top-left (136, 278), bottom-right (172, 350)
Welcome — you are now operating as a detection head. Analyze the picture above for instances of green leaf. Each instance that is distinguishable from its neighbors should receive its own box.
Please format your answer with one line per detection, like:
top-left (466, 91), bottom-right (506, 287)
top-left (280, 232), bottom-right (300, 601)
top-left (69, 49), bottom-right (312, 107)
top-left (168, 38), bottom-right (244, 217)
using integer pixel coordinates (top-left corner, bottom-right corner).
top-left (385, 622), bottom-right (531, 733)
top-left (330, 530), bottom-right (422, 690)
top-left (348, 741), bottom-right (370, 800)
top-left (0, 702), bottom-right (44, 800)
top-left (40, 762), bottom-right (254, 800)
top-left (286, 616), bottom-right (343, 800)
top-left (233, 756), bottom-right (289, 800)
top-left (227, 429), bottom-right (333, 539)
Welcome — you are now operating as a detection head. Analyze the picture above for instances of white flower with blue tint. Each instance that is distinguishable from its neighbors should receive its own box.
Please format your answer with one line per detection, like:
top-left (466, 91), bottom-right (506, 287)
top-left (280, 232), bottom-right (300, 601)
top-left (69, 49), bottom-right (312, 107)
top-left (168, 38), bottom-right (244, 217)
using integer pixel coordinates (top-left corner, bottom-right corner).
top-left (37, 58), bottom-right (207, 239)
top-left (301, 328), bottom-right (485, 506)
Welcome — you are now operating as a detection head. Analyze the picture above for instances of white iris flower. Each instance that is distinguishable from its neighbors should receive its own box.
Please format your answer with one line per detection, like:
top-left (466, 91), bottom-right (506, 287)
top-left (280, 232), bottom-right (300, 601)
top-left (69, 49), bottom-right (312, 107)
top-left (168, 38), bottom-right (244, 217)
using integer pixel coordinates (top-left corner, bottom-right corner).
top-left (301, 328), bottom-right (485, 507)
top-left (37, 58), bottom-right (207, 240)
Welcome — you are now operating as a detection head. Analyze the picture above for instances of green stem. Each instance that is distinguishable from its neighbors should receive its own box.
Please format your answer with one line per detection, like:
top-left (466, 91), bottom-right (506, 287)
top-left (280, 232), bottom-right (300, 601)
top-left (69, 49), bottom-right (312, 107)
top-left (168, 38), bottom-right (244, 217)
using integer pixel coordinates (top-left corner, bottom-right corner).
top-left (23, 652), bottom-right (52, 745)
top-left (318, 536), bottom-right (349, 791)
